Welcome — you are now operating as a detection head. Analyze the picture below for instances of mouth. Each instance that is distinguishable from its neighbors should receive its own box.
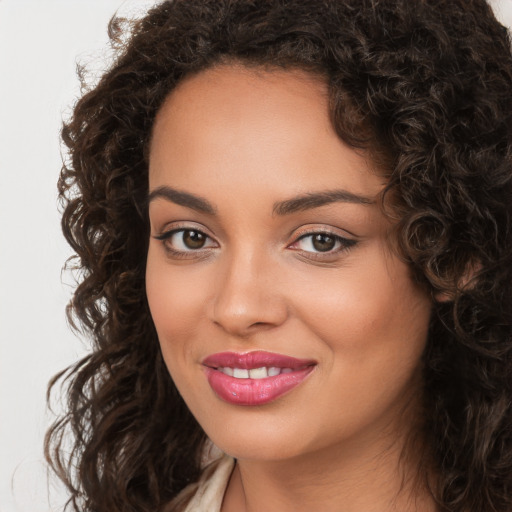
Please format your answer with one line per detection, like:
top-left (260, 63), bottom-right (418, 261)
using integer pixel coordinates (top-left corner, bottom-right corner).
top-left (215, 366), bottom-right (297, 378)
top-left (202, 351), bottom-right (317, 406)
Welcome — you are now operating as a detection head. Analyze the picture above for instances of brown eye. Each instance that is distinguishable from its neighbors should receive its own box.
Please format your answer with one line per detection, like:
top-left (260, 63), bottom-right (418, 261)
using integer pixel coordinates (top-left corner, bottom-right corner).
top-left (183, 230), bottom-right (206, 249)
top-left (311, 233), bottom-right (335, 252)
top-left (289, 230), bottom-right (357, 257)
top-left (154, 227), bottom-right (217, 254)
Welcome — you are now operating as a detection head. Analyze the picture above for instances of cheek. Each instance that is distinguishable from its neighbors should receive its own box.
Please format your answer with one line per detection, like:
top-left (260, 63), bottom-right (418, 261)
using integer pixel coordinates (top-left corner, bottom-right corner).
top-left (286, 252), bottom-right (430, 439)
top-left (145, 246), bottom-right (204, 361)
top-left (286, 245), bottom-right (431, 362)
top-left (146, 248), bottom-right (211, 408)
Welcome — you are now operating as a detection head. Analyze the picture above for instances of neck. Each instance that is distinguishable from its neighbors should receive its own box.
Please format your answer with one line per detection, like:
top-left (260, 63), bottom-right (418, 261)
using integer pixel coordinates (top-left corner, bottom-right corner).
top-left (222, 409), bottom-right (437, 512)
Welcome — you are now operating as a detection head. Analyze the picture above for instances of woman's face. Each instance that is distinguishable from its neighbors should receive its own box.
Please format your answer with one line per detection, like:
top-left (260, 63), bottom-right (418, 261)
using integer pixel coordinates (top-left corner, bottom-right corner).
top-left (146, 65), bottom-right (432, 462)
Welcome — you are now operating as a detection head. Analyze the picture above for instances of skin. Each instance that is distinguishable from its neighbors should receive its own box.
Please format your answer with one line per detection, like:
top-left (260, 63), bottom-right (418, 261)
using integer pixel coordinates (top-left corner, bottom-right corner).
top-left (146, 65), bottom-right (436, 511)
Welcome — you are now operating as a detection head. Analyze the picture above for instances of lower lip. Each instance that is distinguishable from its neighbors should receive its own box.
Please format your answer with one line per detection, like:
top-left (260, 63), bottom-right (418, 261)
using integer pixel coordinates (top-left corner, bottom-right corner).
top-left (204, 366), bottom-right (315, 406)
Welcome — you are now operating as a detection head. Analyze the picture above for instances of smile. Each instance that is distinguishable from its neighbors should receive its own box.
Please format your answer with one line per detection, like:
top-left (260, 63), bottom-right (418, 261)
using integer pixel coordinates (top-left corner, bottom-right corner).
top-left (217, 366), bottom-right (294, 378)
top-left (202, 351), bottom-right (316, 406)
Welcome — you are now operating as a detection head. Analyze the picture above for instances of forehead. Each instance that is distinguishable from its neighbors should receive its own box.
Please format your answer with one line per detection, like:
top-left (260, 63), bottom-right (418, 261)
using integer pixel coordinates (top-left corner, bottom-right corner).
top-left (149, 65), bottom-right (385, 201)
top-left (154, 64), bottom-right (328, 130)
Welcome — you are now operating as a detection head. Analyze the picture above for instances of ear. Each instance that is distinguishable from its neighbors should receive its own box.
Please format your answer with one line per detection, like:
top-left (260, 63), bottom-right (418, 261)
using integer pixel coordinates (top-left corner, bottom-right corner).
top-left (434, 289), bottom-right (452, 303)
top-left (434, 260), bottom-right (481, 303)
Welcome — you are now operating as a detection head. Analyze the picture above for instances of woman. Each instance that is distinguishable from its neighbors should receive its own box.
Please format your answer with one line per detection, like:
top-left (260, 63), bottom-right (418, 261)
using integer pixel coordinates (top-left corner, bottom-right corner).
top-left (46, 0), bottom-right (512, 511)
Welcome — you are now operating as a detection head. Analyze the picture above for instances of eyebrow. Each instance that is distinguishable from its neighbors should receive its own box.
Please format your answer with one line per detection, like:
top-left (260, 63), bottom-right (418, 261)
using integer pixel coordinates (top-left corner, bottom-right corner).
top-left (147, 186), bottom-right (374, 216)
top-left (272, 189), bottom-right (374, 216)
top-left (148, 186), bottom-right (217, 215)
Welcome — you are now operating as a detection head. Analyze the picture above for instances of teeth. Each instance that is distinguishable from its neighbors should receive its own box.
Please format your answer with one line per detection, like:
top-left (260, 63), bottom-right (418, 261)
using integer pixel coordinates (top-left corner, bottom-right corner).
top-left (217, 367), bottom-right (297, 379)
top-left (233, 368), bottom-right (249, 379)
top-left (249, 367), bottom-right (268, 379)
top-left (268, 367), bottom-right (281, 377)
top-left (221, 367), bottom-right (234, 377)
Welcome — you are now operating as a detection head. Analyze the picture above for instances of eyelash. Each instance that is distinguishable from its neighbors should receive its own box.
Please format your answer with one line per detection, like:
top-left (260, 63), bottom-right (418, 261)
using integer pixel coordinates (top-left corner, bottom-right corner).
top-left (153, 227), bottom-right (357, 261)
top-left (289, 231), bottom-right (357, 260)
top-left (154, 227), bottom-right (218, 260)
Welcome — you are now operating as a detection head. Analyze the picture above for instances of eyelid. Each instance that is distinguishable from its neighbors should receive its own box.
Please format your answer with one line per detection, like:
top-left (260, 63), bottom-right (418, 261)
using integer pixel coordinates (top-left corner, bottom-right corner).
top-left (153, 221), bottom-right (216, 240)
top-left (291, 224), bottom-right (357, 240)
top-left (287, 225), bottom-right (358, 258)
top-left (152, 222), bottom-right (357, 261)
top-left (288, 231), bottom-right (355, 249)
top-left (154, 227), bottom-right (216, 244)
top-left (153, 222), bottom-right (219, 259)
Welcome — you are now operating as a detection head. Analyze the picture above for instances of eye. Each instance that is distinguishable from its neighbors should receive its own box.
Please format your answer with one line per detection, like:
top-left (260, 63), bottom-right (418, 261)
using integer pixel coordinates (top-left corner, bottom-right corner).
top-left (154, 228), bottom-right (217, 254)
top-left (289, 231), bottom-right (356, 255)
top-left (298, 233), bottom-right (338, 252)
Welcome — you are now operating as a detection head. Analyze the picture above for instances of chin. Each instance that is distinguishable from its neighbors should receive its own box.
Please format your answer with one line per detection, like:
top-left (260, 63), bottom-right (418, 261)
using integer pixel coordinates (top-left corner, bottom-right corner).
top-left (214, 435), bottom-right (307, 462)
top-left (197, 407), bottom-right (322, 462)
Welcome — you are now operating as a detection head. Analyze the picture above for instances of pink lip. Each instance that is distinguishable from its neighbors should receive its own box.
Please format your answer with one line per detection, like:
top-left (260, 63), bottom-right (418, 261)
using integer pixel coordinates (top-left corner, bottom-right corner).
top-left (202, 351), bottom-right (316, 406)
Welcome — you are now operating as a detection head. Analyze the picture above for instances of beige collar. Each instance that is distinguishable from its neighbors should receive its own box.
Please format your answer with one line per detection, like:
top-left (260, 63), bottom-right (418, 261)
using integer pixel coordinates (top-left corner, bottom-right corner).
top-left (182, 455), bottom-right (235, 512)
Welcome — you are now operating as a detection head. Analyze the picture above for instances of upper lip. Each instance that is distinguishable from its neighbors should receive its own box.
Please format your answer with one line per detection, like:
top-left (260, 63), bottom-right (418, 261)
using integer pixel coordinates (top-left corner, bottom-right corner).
top-left (202, 351), bottom-right (317, 370)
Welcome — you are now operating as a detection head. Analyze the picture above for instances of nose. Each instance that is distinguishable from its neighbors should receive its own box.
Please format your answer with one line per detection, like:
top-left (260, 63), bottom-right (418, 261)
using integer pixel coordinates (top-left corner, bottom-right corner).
top-left (208, 251), bottom-right (288, 337)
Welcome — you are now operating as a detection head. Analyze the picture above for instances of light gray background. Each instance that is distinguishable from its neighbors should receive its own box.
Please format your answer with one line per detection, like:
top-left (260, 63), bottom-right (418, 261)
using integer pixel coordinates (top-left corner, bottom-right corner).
top-left (1, 1), bottom-right (511, 510)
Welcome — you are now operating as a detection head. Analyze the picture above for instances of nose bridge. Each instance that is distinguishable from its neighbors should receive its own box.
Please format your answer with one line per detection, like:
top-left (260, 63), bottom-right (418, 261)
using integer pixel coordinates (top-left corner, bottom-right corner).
top-left (210, 243), bottom-right (287, 335)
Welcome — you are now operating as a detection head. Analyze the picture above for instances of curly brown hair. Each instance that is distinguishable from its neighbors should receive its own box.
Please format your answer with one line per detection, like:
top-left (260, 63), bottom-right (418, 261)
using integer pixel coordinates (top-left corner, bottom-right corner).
top-left (46, 0), bottom-right (512, 511)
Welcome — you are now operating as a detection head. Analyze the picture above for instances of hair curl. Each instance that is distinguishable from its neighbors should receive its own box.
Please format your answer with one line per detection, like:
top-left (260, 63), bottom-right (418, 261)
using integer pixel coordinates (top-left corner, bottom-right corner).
top-left (46, 1), bottom-right (512, 511)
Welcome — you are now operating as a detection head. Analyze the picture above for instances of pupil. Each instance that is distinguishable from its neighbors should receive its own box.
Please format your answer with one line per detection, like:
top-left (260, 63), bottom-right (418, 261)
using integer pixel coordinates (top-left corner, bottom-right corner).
top-left (183, 230), bottom-right (205, 249)
top-left (312, 234), bottom-right (335, 252)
